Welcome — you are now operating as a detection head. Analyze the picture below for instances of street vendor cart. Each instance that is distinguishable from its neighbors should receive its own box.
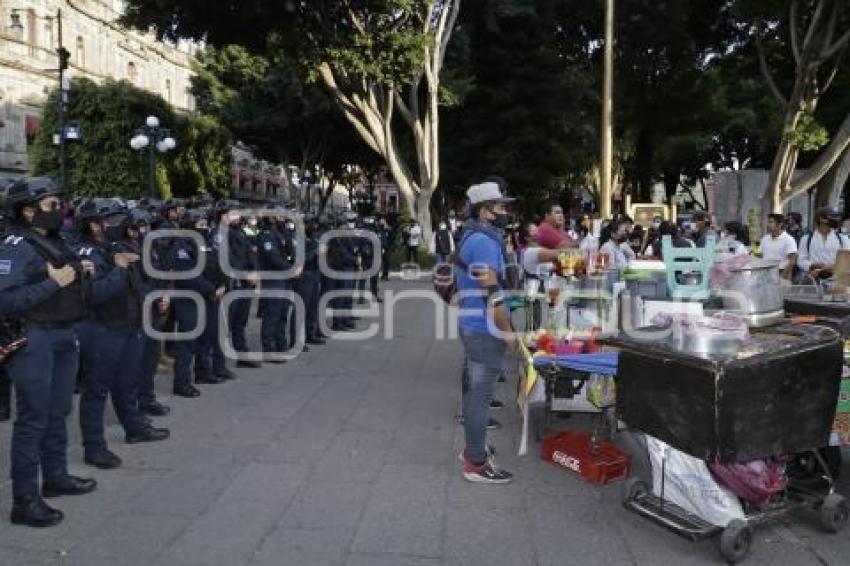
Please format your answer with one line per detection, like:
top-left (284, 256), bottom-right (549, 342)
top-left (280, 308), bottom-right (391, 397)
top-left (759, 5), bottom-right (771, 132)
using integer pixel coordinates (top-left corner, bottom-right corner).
top-left (610, 322), bottom-right (849, 563)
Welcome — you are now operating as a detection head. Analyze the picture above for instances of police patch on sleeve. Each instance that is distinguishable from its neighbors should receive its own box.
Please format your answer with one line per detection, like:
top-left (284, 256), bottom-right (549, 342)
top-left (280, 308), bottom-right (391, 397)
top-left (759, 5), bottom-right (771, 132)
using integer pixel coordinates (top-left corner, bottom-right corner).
top-left (264, 242), bottom-right (273, 251)
top-left (177, 249), bottom-right (190, 260)
top-left (0, 259), bottom-right (11, 275)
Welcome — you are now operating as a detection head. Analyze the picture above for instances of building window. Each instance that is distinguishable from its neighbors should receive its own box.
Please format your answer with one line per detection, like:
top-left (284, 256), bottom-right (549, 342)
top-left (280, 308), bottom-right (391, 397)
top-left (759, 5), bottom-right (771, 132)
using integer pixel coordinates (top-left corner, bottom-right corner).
top-left (165, 79), bottom-right (172, 103)
top-left (75, 36), bottom-right (85, 68)
top-left (43, 18), bottom-right (54, 50)
top-left (26, 9), bottom-right (37, 54)
top-left (127, 61), bottom-right (138, 83)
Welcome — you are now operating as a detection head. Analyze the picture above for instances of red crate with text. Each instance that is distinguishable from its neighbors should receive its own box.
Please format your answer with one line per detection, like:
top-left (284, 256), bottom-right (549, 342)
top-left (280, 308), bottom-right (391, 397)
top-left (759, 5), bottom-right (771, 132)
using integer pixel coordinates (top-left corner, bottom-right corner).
top-left (541, 429), bottom-right (630, 485)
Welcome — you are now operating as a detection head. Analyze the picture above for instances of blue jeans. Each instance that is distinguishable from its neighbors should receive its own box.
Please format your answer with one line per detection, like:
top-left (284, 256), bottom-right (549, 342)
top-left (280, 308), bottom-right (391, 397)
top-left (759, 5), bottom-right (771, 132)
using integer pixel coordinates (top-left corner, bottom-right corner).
top-left (460, 330), bottom-right (506, 464)
top-left (5, 325), bottom-right (79, 501)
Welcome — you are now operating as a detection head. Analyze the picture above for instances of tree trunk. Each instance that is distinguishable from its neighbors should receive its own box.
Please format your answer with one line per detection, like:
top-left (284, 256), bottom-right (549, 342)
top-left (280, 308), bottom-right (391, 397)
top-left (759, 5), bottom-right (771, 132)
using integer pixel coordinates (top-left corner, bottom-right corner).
top-left (635, 127), bottom-right (653, 203)
top-left (814, 145), bottom-right (850, 209)
top-left (787, 113), bottom-right (850, 201)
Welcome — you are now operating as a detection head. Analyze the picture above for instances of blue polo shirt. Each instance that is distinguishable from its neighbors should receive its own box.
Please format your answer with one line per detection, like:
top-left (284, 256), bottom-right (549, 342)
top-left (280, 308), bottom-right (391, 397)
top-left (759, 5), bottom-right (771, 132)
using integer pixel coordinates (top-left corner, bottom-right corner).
top-left (457, 232), bottom-right (505, 334)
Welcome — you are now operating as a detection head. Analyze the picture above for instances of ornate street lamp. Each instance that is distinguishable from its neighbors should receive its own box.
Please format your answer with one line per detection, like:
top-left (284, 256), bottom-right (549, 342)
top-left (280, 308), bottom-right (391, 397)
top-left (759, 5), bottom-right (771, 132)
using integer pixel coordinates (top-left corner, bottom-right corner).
top-left (130, 115), bottom-right (176, 198)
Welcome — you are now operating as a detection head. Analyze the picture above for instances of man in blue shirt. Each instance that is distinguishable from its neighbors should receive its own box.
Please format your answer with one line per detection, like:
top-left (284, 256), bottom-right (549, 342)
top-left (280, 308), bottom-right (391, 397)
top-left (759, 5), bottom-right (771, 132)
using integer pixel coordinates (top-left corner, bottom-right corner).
top-left (456, 181), bottom-right (516, 484)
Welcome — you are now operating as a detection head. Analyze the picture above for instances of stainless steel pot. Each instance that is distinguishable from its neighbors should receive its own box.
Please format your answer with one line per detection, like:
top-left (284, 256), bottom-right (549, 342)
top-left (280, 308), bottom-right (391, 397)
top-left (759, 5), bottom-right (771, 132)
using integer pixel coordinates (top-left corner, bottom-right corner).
top-left (677, 330), bottom-right (742, 357)
top-left (720, 260), bottom-right (783, 315)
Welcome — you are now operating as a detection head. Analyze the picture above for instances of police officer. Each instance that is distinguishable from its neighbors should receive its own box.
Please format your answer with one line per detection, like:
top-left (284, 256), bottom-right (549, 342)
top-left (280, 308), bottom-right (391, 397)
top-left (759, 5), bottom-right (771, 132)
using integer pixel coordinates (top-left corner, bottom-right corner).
top-left (121, 207), bottom-right (171, 417)
top-left (361, 216), bottom-right (382, 303)
top-left (213, 200), bottom-right (261, 368)
top-left (73, 199), bottom-right (170, 470)
top-left (192, 209), bottom-right (236, 383)
top-left (329, 213), bottom-right (359, 331)
top-left (378, 216), bottom-right (393, 282)
top-left (0, 186), bottom-right (11, 422)
top-left (299, 214), bottom-right (325, 345)
top-left (0, 177), bottom-right (97, 527)
top-left (257, 208), bottom-right (296, 358)
top-left (168, 210), bottom-right (221, 398)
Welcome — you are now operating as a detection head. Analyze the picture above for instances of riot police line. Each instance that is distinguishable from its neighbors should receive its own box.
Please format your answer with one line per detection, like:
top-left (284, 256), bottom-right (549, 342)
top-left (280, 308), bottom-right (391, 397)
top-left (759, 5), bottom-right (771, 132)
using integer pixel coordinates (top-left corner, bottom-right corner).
top-left (0, 176), bottom-right (389, 528)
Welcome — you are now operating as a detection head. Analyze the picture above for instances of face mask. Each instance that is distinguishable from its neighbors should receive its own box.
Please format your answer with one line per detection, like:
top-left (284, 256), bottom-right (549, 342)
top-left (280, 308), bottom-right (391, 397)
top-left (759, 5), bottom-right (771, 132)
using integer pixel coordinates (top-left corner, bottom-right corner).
top-left (32, 207), bottom-right (64, 233)
top-left (347, 222), bottom-right (356, 229)
top-left (105, 225), bottom-right (125, 242)
top-left (651, 221), bottom-right (661, 230)
top-left (491, 212), bottom-right (510, 230)
top-left (248, 218), bottom-right (258, 227)
top-left (285, 222), bottom-right (295, 231)
top-left (439, 224), bottom-right (447, 230)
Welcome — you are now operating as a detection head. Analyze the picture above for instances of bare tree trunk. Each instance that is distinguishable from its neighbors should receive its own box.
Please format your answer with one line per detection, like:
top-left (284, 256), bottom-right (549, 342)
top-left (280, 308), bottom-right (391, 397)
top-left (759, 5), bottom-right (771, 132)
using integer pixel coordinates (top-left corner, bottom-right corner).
top-left (814, 145), bottom-right (850, 209)
top-left (313, 1), bottom-right (459, 253)
top-left (788, 113), bottom-right (850, 200)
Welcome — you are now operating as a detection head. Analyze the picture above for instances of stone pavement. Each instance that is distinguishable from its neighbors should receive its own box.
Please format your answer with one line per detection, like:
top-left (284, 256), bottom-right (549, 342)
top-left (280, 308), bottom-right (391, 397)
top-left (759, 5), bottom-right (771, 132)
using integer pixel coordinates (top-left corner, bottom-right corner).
top-left (0, 279), bottom-right (848, 566)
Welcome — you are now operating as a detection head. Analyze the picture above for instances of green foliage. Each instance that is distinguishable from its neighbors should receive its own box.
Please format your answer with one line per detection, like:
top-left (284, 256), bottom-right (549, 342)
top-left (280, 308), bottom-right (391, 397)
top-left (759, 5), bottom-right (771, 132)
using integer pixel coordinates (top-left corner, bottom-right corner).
top-left (170, 114), bottom-right (232, 197)
top-left (786, 113), bottom-right (830, 152)
top-left (440, 0), bottom-right (597, 213)
top-left (191, 44), bottom-right (380, 185)
top-left (31, 78), bottom-right (231, 199)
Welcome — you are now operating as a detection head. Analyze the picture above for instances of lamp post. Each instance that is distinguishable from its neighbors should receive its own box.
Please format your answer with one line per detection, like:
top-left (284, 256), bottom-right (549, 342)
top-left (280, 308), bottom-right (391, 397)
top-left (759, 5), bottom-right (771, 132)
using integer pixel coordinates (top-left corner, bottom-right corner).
top-left (129, 116), bottom-right (176, 198)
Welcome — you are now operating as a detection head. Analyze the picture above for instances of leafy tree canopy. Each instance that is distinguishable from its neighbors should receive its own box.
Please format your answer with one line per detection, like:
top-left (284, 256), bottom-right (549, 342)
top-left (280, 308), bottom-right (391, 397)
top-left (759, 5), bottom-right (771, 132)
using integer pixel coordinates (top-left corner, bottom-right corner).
top-left (31, 78), bottom-right (231, 198)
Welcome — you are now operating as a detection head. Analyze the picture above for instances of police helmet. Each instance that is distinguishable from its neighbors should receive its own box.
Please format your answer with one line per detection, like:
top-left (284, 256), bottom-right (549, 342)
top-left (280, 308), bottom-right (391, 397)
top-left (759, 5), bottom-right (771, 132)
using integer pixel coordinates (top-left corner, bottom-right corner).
top-left (126, 207), bottom-right (153, 228)
top-left (0, 177), bottom-right (65, 214)
top-left (76, 198), bottom-right (127, 224)
top-left (191, 193), bottom-right (215, 208)
top-left (161, 198), bottom-right (186, 214)
top-left (181, 208), bottom-right (209, 228)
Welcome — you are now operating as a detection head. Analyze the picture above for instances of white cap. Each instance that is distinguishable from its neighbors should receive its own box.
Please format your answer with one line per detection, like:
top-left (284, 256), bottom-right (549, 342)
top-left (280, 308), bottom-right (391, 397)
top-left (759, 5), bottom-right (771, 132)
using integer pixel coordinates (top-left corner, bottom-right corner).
top-left (466, 181), bottom-right (515, 205)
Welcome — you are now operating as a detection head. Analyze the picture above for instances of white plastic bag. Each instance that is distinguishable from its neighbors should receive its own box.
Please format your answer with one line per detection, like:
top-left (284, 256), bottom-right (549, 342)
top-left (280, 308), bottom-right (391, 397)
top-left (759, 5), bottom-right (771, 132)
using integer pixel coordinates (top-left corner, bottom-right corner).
top-left (646, 436), bottom-right (745, 527)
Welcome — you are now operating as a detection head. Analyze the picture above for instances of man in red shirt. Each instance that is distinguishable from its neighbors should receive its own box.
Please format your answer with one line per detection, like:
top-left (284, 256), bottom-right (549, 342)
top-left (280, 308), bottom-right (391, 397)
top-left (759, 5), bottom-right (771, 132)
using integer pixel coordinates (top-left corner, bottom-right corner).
top-left (535, 199), bottom-right (577, 249)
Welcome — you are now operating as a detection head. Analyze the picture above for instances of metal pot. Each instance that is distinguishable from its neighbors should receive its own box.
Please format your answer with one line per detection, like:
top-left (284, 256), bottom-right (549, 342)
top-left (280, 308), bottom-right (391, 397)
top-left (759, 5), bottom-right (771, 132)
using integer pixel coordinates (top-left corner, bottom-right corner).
top-left (676, 330), bottom-right (742, 357)
top-left (720, 260), bottom-right (783, 315)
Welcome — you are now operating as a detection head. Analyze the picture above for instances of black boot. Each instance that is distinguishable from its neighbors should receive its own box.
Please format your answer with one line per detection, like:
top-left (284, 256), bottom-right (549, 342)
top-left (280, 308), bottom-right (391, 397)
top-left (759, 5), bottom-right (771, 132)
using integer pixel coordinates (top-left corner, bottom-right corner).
top-left (11, 497), bottom-right (63, 527)
top-left (213, 368), bottom-right (237, 381)
top-left (236, 360), bottom-right (262, 369)
top-left (41, 475), bottom-right (98, 498)
top-left (140, 399), bottom-right (171, 417)
top-left (85, 447), bottom-right (123, 470)
top-left (173, 384), bottom-right (201, 398)
top-left (126, 425), bottom-right (170, 444)
top-left (194, 373), bottom-right (225, 385)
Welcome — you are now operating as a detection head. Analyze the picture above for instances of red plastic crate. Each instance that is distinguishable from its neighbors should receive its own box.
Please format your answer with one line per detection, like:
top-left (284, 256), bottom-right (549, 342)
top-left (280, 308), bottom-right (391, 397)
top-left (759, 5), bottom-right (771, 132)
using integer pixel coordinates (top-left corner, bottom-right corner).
top-left (541, 429), bottom-right (630, 485)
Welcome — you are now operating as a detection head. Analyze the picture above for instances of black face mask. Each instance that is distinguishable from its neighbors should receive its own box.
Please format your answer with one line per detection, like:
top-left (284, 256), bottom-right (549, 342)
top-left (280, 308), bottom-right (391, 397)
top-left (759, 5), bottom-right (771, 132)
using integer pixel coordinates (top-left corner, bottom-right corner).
top-left (105, 225), bottom-right (125, 242)
top-left (491, 212), bottom-right (510, 230)
top-left (32, 207), bottom-right (64, 233)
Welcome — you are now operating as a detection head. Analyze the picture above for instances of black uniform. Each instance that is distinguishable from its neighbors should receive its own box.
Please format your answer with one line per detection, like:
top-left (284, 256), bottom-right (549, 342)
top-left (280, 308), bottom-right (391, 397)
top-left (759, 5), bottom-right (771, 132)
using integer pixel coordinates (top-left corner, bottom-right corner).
top-left (0, 227), bottom-right (99, 513)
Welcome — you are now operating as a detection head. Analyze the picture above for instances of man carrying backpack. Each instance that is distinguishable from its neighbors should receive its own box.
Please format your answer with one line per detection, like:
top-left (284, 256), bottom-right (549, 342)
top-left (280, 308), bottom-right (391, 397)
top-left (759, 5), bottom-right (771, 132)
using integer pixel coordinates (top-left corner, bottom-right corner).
top-left (797, 207), bottom-right (850, 280)
top-left (455, 181), bottom-right (515, 484)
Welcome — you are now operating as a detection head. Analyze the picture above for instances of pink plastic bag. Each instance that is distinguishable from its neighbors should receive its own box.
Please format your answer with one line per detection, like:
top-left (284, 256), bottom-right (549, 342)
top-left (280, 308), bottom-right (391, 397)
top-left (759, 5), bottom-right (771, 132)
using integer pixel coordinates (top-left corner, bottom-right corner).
top-left (708, 459), bottom-right (786, 509)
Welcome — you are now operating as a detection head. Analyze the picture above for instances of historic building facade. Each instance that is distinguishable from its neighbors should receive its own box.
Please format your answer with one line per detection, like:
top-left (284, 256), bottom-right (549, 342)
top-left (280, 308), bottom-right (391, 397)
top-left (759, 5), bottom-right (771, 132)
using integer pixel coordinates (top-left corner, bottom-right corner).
top-left (0, 0), bottom-right (197, 174)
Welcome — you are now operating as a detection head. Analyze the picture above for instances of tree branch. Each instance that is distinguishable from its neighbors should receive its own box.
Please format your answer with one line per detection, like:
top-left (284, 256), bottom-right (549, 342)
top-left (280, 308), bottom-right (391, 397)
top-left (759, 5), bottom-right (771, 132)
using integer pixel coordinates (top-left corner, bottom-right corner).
top-left (790, 0), bottom-right (802, 66)
top-left (823, 28), bottom-right (850, 59)
top-left (802, 0), bottom-right (827, 52)
top-left (438, 0), bottom-right (461, 71)
top-left (755, 30), bottom-right (789, 106)
top-left (788, 113), bottom-right (850, 196)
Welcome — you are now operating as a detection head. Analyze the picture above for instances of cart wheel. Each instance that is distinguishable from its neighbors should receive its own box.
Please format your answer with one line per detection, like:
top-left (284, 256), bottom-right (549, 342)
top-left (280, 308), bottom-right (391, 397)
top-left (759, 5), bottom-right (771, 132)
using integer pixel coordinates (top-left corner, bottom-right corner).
top-left (719, 520), bottom-right (752, 565)
top-left (819, 494), bottom-right (849, 534)
top-left (621, 477), bottom-right (648, 504)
